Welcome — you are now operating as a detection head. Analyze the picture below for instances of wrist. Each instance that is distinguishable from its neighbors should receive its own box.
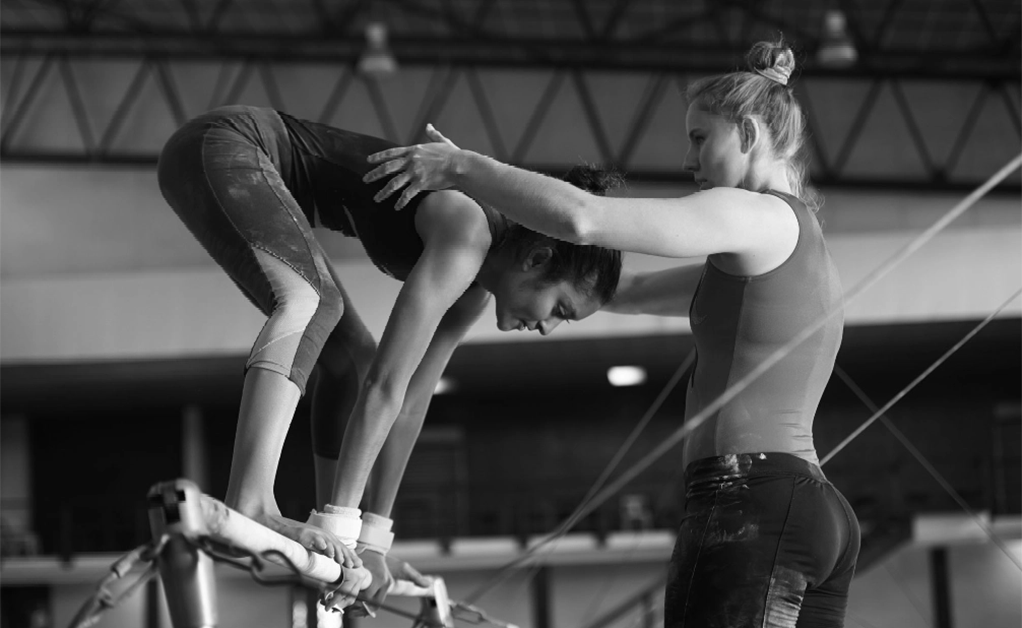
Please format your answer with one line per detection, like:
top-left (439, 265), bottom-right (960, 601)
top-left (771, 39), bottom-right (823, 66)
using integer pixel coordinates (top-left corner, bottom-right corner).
top-left (451, 149), bottom-right (477, 183)
top-left (357, 512), bottom-right (395, 555)
top-left (307, 505), bottom-right (363, 549)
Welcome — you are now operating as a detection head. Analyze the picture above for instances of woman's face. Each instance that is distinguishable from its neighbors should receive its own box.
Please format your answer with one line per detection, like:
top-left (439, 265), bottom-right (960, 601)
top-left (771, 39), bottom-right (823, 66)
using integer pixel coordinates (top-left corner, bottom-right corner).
top-left (490, 264), bottom-right (601, 336)
top-left (683, 102), bottom-right (750, 190)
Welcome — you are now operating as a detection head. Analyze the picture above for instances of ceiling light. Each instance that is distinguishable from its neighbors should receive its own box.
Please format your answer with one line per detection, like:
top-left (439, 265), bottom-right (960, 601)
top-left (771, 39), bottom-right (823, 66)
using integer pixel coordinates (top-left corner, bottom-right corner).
top-left (817, 10), bottom-right (858, 69)
top-left (357, 22), bottom-right (398, 77)
top-left (607, 366), bottom-right (647, 387)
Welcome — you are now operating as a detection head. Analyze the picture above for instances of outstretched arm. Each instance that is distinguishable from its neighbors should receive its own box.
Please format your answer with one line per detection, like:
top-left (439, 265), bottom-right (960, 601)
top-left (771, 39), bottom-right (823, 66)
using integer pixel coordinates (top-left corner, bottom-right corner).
top-left (355, 285), bottom-right (489, 609)
top-left (328, 196), bottom-right (489, 511)
top-left (606, 264), bottom-right (705, 317)
top-left (365, 126), bottom-right (796, 262)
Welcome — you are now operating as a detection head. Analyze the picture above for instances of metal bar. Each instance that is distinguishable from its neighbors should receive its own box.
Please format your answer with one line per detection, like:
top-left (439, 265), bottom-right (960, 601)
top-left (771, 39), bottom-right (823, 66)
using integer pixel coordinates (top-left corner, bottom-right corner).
top-left (471, 0), bottom-right (497, 30)
top-left (531, 566), bottom-right (550, 628)
top-left (364, 77), bottom-right (399, 143)
top-left (599, 0), bottom-right (632, 40)
top-left (930, 547), bottom-right (953, 628)
top-left (258, 62), bottom-right (285, 112)
top-left (944, 83), bottom-right (988, 176)
top-left (97, 58), bottom-right (151, 153)
top-left (999, 82), bottom-right (1022, 137)
top-left (888, 79), bottom-right (936, 177)
top-left (465, 67), bottom-right (509, 161)
top-left (968, 0), bottom-right (999, 45)
top-left (796, 82), bottom-right (833, 176)
top-left (205, 0), bottom-right (234, 32)
top-left (222, 58), bottom-right (254, 107)
top-left (58, 52), bottom-right (97, 154)
top-left (178, 0), bottom-right (204, 32)
top-left (0, 52), bottom-right (54, 150)
top-left (871, 0), bottom-right (905, 49)
top-left (152, 57), bottom-right (188, 127)
top-left (616, 73), bottom-right (668, 166)
top-left (331, 0), bottom-right (370, 37)
top-left (833, 78), bottom-right (883, 173)
top-left (206, 61), bottom-right (236, 110)
top-left (407, 65), bottom-right (460, 145)
top-left (569, 0), bottom-right (597, 40)
top-left (623, 9), bottom-right (714, 45)
top-left (316, 68), bottom-right (353, 124)
top-left (570, 70), bottom-right (614, 164)
top-left (511, 70), bottom-right (564, 164)
top-left (1, 49), bottom-right (29, 131)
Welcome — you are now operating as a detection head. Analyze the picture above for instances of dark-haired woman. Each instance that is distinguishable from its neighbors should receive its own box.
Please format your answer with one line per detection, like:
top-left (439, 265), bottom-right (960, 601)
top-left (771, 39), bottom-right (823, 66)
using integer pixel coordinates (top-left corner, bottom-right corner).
top-left (365, 40), bottom-right (861, 626)
top-left (157, 105), bottom-right (622, 609)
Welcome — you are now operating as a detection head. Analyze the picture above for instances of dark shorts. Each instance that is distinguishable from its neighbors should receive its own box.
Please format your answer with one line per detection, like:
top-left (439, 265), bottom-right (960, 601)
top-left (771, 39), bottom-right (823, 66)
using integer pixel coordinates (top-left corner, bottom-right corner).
top-left (665, 452), bottom-right (861, 628)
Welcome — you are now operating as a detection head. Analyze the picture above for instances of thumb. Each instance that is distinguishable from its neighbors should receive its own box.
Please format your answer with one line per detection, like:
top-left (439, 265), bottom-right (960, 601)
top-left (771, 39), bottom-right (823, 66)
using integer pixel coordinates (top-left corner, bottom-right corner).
top-left (425, 124), bottom-right (457, 147)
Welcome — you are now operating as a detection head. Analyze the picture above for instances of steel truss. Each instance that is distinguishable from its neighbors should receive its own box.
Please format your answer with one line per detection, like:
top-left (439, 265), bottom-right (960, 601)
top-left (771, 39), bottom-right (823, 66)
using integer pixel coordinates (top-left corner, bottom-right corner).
top-left (2, 0), bottom-right (1020, 191)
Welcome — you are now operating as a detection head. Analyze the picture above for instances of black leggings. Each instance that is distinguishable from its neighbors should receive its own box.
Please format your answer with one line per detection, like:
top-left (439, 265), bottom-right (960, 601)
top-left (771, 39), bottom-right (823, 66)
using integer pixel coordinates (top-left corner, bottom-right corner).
top-left (665, 453), bottom-right (860, 628)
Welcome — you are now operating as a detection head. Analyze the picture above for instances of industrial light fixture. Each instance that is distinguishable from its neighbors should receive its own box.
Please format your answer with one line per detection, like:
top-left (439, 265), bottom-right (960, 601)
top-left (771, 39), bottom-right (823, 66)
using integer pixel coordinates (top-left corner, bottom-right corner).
top-left (607, 366), bottom-right (647, 387)
top-left (357, 22), bottom-right (398, 77)
top-left (816, 10), bottom-right (858, 68)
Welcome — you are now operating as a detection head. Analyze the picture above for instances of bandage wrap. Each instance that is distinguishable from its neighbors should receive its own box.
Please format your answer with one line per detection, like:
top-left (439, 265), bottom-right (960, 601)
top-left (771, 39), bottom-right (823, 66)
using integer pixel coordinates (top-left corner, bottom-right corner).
top-left (357, 512), bottom-right (395, 555)
top-left (307, 505), bottom-right (362, 550)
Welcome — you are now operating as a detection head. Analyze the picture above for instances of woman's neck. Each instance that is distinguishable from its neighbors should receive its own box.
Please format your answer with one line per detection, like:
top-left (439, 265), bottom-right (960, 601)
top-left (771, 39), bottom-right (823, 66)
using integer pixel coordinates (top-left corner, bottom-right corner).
top-left (743, 158), bottom-right (793, 194)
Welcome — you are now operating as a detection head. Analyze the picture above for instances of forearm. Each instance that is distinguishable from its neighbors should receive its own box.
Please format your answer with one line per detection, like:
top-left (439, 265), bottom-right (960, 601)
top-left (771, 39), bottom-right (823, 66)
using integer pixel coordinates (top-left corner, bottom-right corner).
top-left (330, 383), bottom-right (404, 509)
top-left (603, 265), bottom-right (703, 316)
top-left (366, 402), bottom-right (429, 517)
top-left (452, 150), bottom-right (594, 243)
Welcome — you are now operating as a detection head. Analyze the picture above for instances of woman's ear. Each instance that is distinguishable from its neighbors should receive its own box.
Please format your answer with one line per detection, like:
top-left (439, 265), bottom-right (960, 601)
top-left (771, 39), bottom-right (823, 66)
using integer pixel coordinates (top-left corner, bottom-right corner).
top-left (523, 245), bottom-right (554, 271)
top-left (739, 116), bottom-right (760, 154)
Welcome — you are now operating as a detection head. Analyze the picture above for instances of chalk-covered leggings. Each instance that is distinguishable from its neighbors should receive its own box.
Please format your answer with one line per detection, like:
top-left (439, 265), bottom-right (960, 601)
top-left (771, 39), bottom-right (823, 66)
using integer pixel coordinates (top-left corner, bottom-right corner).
top-left (665, 452), bottom-right (861, 627)
top-left (157, 106), bottom-right (375, 458)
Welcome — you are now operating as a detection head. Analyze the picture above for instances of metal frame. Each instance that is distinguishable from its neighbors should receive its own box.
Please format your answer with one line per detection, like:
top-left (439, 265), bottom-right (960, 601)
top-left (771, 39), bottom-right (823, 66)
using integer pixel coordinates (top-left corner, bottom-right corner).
top-left (2, 0), bottom-right (1020, 191)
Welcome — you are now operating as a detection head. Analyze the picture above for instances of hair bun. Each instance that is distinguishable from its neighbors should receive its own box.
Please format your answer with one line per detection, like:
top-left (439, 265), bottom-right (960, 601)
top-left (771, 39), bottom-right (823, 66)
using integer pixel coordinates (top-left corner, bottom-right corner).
top-left (563, 163), bottom-right (625, 196)
top-left (747, 39), bottom-right (795, 86)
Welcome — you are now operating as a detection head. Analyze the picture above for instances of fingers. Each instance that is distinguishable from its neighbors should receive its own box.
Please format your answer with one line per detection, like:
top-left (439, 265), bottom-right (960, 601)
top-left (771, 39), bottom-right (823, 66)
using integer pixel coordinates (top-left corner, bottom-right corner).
top-left (404, 563), bottom-right (432, 587)
top-left (425, 123), bottom-right (457, 148)
top-left (363, 158), bottom-right (407, 183)
top-left (338, 544), bottom-right (362, 569)
top-left (367, 146), bottom-right (412, 163)
top-left (395, 183), bottom-right (425, 211)
top-left (372, 171), bottom-right (412, 203)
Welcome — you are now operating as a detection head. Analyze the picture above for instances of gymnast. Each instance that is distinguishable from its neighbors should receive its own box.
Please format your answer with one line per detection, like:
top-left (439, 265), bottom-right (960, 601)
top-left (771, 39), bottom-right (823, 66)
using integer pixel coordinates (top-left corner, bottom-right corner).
top-left (157, 106), bottom-right (622, 608)
top-left (365, 39), bottom-right (861, 626)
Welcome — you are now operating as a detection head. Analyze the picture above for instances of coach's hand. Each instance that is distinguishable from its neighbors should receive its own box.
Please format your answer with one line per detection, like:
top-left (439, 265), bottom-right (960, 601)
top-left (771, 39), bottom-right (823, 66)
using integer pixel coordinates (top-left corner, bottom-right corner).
top-left (364, 124), bottom-right (461, 210)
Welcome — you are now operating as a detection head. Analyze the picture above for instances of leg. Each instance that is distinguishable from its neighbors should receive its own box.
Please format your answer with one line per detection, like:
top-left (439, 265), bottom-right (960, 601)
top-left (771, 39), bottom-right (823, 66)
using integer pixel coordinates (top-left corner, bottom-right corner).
top-left (157, 119), bottom-right (352, 562)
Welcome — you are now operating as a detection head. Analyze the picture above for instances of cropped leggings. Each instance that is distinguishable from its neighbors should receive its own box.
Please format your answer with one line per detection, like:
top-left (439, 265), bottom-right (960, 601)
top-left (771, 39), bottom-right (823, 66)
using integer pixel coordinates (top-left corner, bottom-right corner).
top-left (665, 452), bottom-right (861, 628)
top-left (157, 106), bottom-right (375, 456)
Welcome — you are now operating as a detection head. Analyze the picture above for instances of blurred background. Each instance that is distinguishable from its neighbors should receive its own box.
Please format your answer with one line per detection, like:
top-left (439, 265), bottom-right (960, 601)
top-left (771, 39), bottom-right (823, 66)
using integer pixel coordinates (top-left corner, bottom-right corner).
top-left (0, 1), bottom-right (1020, 627)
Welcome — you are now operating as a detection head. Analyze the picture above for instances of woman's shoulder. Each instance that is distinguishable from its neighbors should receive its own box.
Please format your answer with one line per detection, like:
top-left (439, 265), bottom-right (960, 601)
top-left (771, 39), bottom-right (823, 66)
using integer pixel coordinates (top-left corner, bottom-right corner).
top-left (415, 191), bottom-right (491, 246)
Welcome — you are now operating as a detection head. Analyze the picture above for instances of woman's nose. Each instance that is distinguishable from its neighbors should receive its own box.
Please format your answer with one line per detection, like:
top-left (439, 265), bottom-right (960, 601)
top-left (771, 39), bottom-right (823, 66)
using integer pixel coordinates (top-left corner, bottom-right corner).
top-left (539, 319), bottom-right (562, 336)
top-left (683, 147), bottom-right (698, 172)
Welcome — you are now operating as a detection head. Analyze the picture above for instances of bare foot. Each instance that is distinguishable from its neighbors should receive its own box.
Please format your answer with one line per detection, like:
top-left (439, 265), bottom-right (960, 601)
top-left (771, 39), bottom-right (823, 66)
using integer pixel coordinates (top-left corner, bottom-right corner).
top-left (251, 512), bottom-right (362, 568)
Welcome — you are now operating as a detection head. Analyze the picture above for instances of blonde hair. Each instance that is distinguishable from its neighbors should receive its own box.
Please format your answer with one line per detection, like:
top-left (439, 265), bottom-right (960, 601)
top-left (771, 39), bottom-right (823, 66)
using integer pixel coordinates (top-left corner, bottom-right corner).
top-left (687, 38), bottom-right (821, 212)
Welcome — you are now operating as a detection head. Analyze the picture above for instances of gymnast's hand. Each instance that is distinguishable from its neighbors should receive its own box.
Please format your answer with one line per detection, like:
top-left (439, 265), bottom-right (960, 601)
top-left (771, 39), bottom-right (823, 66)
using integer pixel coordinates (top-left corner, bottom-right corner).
top-left (364, 124), bottom-right (461, 210)
top-left (324, 564), bottom-right (373, 612)
top-left (349, 553), bottom-right (433, 617)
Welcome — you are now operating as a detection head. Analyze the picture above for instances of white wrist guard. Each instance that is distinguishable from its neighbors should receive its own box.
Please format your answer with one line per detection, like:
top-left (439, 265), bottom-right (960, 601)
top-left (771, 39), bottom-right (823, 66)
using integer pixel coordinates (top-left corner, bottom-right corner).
top-left (356, 512), bottom-right (395, 555)
top-left (307, 505), bottom-right (362, 550)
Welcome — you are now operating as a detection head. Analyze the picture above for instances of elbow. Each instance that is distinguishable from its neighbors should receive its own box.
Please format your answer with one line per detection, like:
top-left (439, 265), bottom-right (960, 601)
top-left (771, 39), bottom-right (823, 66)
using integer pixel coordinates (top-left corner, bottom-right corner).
top-left (359, 374), bottom-right (404, 418)
top-left (561, 195), bottom-right (599, 245)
